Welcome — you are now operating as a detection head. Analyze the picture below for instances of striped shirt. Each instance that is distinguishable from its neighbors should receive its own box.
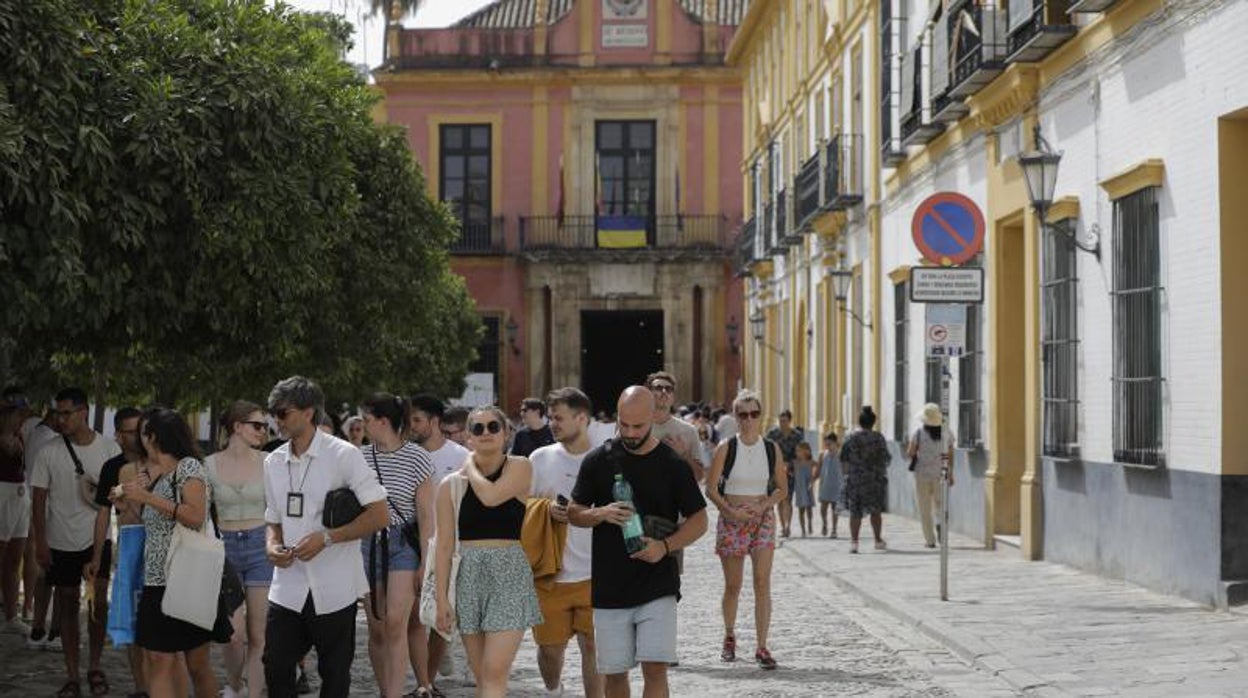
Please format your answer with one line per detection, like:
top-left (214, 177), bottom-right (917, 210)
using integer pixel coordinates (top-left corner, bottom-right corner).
top-left (364, 442), bottom-right (434, 526)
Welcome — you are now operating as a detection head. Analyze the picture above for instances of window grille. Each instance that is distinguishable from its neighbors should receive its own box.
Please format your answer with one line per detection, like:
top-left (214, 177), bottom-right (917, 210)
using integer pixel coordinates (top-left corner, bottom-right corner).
top-left (1042, 225), bottom-right (1080, 457)
top-left (1111, 187), bottom-right (1164, 466)
top-left (957, 303), bottom-right (983, 448)
top-left (925, 358), bottom-right (942, 405)
top-left (894, 280), bottom-right (909, 442)
top-left (439, 124), bottom-right (492, 239)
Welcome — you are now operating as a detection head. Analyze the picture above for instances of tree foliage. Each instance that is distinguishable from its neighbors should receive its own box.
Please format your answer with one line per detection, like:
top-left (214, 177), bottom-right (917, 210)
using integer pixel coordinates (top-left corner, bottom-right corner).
top-left (0, 0), bottom-right (480, 409)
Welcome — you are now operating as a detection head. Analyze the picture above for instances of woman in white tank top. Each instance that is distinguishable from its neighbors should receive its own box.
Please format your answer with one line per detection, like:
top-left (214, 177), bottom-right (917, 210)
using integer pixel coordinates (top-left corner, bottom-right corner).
top-left (703, 389), bottom-right (789, 671)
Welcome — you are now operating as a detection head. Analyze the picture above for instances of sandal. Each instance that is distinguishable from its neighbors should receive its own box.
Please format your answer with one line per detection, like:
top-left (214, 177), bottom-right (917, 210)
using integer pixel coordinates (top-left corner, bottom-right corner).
top-left (87, 670), bottom-right (109, 696)
top-left (721, 633), bottom-right (737, 662)
top-left (57, 681), bottom-right (81, 698)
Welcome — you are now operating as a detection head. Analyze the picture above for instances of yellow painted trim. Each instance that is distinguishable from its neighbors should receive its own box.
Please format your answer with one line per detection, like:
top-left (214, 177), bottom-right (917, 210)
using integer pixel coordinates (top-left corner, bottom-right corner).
top-left (1037, 0), bottom-right (1165, 88)
top-left (704, 86), bottom-right (720, 215)
top-left (656, 0), bottom-right (672, 62)
top-left (726, 0), bottom-right (776, 64)
top-left (1099, 158), bottom-right (1166, 200)
top-left (1220, 113), bottom-right (1248, 476)
top-left (887, 265), bottom-right (912, 285)
top-left (579, 0), bottom-right (595, 67)
top-left (1046, 196), bottom-right (1080, 224)
top-left (811, 209), bottom-right (848, 237)
top-left (532, 87), bottom-right (549, 215)
top-left (426, 113), bottom-right (504, 214)
top-left (377, 67), bottom-right (743, 89)
top-left (966, 64), bottom-right (1039, 132)
top-left (751, 260), bottom-right (775, 280)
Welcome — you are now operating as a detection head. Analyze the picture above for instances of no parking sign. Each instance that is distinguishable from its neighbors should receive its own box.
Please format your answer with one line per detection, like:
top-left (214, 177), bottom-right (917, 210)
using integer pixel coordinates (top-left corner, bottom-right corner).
top-left (911, 192), bottom-right (985, 266)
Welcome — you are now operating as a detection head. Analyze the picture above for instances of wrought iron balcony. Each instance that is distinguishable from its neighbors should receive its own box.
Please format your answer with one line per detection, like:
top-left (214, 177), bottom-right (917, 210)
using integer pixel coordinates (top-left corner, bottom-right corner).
top-left (795, 154), bottom-right (822, 231)
top-left (1068, 0), bottom-right (1121, 12)
top-left (735, 217), bottom-right (756, 277)
top-left (826, 134), bottom-right (865, 209)
top-left (763, 200), bottom-right (784, 255)
top-left (777, 189), bottom-right (802, 247)
top-left (1006, 0), bottom-right (1076, 63)
top-left (929, 7), bottom-right (969, 125)
top-left (449, 216), bottom-right (507, 255)
top-left (900, 42), bottom-right (945, 148)
top-left (947, 0), bottom-right (1008, 98)
top-left (517, 214), bottom-right (730, 253)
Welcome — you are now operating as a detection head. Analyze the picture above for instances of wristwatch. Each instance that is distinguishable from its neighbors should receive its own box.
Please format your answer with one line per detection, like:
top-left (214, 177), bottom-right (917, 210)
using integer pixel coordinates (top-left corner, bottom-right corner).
top-left (322, 530), bottom-right (334, 548)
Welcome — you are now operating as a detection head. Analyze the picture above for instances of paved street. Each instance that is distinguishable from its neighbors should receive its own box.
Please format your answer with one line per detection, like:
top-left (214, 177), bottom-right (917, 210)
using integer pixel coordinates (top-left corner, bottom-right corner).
top-left (7, 507), bottom-right (1248, 696)
top-left (1, 509), bottom-right (1013, 697)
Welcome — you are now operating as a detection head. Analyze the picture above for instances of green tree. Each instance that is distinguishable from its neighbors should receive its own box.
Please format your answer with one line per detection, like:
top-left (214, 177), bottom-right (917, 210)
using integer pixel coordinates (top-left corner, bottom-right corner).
top-left (0, 0), bottom-right (480, 412)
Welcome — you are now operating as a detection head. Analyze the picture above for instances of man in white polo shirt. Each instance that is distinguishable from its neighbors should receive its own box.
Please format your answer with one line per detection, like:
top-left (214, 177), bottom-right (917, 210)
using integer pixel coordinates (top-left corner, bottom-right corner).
top-left (529, 388), bottom-right (602, 697)
top-left (262, 376), bottom-right (388, 698)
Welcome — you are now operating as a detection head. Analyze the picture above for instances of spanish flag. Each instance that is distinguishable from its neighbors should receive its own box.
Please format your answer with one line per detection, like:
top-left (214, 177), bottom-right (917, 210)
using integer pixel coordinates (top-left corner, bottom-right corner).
top-left (596, 215), bottom-right (648, 248)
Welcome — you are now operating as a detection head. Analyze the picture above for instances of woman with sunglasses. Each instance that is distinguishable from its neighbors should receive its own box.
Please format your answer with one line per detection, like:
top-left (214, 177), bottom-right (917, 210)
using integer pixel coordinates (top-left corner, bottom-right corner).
top-left (434, 407), bottom-right (541, 698)
top-left (205, 401), bottom-right (272, 698)
top-left (704, 389), bottom-right (788, 670)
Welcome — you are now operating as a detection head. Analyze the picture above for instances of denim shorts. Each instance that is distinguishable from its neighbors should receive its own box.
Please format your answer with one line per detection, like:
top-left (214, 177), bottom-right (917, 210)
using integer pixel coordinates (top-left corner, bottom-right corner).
top-left (361, 524), bottom-right (419, 580)
top-left (593, 595), bottom-right (678, 674)
top-left (222, 525), bottom-right (274, 587)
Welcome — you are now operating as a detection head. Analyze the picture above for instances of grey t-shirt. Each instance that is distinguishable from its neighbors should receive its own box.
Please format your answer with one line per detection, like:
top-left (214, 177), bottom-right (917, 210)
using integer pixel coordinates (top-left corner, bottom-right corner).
top-left (652, 417), bottom-right (703, 471)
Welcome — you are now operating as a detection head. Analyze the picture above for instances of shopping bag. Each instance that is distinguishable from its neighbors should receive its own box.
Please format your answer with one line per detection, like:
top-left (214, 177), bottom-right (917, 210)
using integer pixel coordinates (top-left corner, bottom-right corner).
top-left (162, 522), bottom-right (225, 630)
top-left (106, 525), bottom-right (146, 646)
top-left (419, 475), bottom-right (466, 640)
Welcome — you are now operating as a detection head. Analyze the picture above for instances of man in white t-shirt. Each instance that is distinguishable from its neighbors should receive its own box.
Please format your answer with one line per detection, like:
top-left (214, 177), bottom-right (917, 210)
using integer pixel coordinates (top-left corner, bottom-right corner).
top-left (29, 388), bottom-right (121, 695)
top-left (528, 387), bottom-right (602, 698)
top-left (407, 394), bottom-right (472, 690)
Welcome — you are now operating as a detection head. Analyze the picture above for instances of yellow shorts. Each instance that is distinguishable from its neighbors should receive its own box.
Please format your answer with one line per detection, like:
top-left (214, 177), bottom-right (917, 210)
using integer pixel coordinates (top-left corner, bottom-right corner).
top-left (532, 579), bottom-right (594, 646)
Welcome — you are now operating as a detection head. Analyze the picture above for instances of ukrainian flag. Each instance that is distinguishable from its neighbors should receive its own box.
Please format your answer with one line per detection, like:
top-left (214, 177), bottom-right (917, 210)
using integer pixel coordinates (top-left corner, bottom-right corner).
top-left (597, 215), bottom-right (648, 248)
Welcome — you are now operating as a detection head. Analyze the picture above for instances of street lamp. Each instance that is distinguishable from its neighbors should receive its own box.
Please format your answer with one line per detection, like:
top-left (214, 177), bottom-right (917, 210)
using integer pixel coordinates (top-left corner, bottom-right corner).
top-left (827, 267), bottom-right (872, 329)
top-left (1017, 124), bottom-right (1100, 257)
top-left (748, 310), bottom-right (785, 356)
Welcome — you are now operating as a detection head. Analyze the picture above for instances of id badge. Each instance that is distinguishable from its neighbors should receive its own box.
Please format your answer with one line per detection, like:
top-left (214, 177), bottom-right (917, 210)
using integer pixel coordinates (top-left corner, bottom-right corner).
top-left (286, 493), bottom-right (305, 518)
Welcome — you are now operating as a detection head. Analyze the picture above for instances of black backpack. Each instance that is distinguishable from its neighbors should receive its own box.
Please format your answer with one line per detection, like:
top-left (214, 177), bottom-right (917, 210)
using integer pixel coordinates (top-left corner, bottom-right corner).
top-left (717, 436), bottom-right (779, 497)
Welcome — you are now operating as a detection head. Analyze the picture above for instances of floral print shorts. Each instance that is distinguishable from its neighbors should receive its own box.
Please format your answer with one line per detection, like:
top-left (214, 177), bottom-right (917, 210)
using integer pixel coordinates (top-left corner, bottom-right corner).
top-left (715, 508), bottom-right (776, 557)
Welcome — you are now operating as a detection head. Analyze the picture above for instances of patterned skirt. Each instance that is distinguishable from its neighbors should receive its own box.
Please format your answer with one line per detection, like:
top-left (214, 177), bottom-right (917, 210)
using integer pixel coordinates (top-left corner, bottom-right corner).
top-left (455, 544), bottom-right (543, 635)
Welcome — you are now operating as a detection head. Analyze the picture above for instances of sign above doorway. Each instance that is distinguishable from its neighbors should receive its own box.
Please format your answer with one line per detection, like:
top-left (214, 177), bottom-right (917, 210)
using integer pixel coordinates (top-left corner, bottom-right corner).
top-left (911, 192), bottom-right (985, 266)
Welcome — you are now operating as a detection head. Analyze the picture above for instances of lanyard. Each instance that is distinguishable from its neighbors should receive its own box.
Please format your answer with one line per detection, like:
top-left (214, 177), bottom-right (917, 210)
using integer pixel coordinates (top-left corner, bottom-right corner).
top-left (287, 453), bottom-right (313, 494)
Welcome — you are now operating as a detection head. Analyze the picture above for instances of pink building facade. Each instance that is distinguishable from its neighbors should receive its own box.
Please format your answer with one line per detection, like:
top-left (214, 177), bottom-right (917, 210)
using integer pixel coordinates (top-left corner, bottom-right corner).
top-left (377, 0), bottom-right (749, 414)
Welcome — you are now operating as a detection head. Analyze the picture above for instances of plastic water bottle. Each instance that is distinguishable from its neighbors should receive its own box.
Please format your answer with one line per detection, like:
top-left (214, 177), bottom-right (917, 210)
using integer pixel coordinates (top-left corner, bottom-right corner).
top-left (612, 474), bottom-right (646, 554)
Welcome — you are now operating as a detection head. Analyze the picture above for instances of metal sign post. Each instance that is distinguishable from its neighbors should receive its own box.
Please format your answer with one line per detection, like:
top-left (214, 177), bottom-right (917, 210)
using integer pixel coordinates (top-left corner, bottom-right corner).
top-left (940, 356), bottom-right (951, 602)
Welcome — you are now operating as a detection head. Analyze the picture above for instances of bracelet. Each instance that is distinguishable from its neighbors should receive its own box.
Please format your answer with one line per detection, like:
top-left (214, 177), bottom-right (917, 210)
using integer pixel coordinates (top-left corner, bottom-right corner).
top-left (661, 539), bottom-right (670, 555)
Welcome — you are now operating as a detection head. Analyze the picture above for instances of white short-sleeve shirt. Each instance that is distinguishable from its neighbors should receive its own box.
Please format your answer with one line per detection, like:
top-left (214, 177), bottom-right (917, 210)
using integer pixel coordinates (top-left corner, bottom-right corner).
top-left (529, 443), bottom-right (592, 583)
top-left (425, 439), bottom-right (471, 486)
top-left (29, 433), bottom-right (120, 551)
top-left (264, 429), bottom-right (386, 615)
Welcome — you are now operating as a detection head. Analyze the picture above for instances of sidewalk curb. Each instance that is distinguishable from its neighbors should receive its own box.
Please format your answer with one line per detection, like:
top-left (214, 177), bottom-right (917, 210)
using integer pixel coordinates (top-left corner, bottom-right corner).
top-left (784, 545), bottom-right (1064, 697)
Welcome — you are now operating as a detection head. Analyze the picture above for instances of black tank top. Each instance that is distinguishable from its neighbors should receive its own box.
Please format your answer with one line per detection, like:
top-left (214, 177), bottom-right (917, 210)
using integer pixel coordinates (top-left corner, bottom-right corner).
top-left (458, 460), bottom-right (525, 540)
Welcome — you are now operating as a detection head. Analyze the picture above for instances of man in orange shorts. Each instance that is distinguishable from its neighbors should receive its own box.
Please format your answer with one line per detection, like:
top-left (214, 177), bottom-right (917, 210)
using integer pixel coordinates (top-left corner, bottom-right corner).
top-left (528, 388), bottom-right (602, 697)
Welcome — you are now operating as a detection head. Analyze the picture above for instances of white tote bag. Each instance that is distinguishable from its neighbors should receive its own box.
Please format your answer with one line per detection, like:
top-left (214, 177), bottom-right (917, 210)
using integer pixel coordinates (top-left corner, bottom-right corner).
top-left (419, 474), bottom-right (466, 640)
top-left (161, 466), bottom-right (224, 631)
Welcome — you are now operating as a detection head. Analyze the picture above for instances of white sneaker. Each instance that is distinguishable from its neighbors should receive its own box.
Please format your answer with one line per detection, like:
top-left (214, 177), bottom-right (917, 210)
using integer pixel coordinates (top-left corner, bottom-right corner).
top-left (3, 618), bottom-right (30, 636)
top-left (222, 686), bottom-right (245, 698)
top-left (25, 631), bottom-right (46, 650)
top-left (545, 682), bottom-right (565, 696)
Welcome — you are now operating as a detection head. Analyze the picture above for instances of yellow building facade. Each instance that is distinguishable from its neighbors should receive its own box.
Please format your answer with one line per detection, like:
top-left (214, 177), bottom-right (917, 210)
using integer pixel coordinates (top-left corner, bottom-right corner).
top-left (733, 0), bottom-right (1248, 606)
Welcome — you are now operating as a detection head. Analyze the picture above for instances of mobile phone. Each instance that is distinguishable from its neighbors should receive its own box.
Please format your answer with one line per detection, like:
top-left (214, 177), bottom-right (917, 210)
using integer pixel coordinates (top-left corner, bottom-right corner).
top-left (556, 495), bottom-right (569, 506)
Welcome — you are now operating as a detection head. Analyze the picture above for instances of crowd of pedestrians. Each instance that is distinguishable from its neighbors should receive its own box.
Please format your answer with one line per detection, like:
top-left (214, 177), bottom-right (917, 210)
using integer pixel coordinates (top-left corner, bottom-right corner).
top-left (0, 375), bottom-right (954, 697)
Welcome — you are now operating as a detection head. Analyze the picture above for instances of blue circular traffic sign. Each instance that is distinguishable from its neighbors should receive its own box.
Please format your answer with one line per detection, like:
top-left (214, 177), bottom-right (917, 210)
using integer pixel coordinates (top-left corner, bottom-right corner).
top-left (911, 192), bottom-right (985, 266)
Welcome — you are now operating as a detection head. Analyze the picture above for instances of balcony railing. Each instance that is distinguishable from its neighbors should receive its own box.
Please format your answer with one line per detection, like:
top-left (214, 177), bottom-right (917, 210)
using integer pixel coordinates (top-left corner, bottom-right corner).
top-left (449, 216), bottom-right (506, 255)
top-left (900, 38), bottom-right (944, 148)
top-left (777, 189), bottom-right (802, 247)
top-left (763, 200), bottom-right (783, 255)
top-left (396, 28), bottom-right (541, 69)
top-left (517, 215), bottom-right (731, 252)
top-left (948, 0), bottom-right (1007, 98)
top-left (795, 154), bottom-right (822, 230)
top-left (735, 218), bottom-right (756, 277)
top-left (1006, 0), bottom-right (1075, 62)
top-left (826, 134), bottom-right (865, 209)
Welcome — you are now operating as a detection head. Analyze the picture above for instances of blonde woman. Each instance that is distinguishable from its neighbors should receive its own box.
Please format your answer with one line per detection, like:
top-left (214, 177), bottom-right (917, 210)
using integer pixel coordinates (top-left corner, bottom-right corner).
top-left (206, 401), bottom-right (271, 698)
top-left (434, 407), bottom-right (540, 698)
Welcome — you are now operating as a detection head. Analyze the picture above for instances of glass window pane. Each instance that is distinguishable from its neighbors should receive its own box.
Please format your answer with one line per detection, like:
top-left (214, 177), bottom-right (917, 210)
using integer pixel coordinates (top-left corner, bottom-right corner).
top-left (599, 123), bottom-right (623, 149)
top-left (443, 127), bottom-right (463, 150)
top-left (470, 126), bottom-right (490, 150)
top-left (442, 179), bottom-right (464, 202)
top-left (444, 157), bottom-right (465, 178)
top-left (630, 122), bottom-right (654, 148)
top-left (469, 155), bottom-right (489, 178)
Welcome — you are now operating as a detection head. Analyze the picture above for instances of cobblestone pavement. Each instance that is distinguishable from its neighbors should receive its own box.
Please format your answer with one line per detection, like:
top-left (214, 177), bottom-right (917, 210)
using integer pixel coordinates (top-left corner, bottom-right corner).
top-left (1, 510), bottom-right (1014, 697)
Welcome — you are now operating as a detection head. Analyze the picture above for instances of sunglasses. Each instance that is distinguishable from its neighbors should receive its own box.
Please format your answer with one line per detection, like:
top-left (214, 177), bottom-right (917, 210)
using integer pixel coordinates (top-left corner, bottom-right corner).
top-left (242, 421), bottom-right (268, 430)
top-left (650, 383), bottom-right (675, 394)
top-left (271, 407), bottom-right (301, 420)
top-left (469, 420), bottom-right (503, 436)
top-left (736, 409), bottom-right (762, 420)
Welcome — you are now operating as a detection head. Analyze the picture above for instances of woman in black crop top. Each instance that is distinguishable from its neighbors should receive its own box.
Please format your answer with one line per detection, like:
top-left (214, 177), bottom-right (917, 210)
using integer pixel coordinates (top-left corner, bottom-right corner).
top-left (433, 406), bottom-right (541, 698)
